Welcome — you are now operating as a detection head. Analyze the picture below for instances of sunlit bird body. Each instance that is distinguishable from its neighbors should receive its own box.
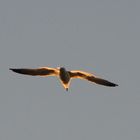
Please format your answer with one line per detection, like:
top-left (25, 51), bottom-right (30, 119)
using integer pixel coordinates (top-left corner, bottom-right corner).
top-left (10, 67), bottom-right (118, 91)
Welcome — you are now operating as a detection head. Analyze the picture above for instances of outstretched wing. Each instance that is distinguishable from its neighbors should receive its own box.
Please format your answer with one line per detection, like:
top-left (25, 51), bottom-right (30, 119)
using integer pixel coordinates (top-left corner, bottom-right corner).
top-left (69, 70), bottom-right (118, 87)
top-left (10, 67), bottom-right (59, 77)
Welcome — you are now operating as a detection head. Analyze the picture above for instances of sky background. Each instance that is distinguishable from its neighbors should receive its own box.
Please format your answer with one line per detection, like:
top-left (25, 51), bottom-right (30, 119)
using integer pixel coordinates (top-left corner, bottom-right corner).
top-left (0, 0), bottom-right (140, 140)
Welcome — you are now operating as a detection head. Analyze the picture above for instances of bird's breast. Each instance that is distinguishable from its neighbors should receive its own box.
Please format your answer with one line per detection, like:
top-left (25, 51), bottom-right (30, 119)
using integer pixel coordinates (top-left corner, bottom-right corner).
top-left (59, 71), bottom-right (70, 84)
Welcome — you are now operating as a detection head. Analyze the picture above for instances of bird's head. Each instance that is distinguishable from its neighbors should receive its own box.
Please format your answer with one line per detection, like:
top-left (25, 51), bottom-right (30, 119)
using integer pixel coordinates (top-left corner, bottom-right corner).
top-left (57, 67), bottom-right (66, 72)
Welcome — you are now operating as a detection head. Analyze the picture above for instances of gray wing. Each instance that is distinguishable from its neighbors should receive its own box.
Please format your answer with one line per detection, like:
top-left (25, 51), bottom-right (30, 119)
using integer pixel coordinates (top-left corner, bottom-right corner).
top-left (69, 70), bottom-right (118, 87)
top-left (10, 67), bottom-right (59, 76)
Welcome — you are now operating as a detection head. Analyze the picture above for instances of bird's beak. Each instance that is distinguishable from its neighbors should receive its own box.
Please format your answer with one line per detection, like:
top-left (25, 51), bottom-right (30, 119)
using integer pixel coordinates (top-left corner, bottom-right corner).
top-left (66, 88), bottom-right (68, 91)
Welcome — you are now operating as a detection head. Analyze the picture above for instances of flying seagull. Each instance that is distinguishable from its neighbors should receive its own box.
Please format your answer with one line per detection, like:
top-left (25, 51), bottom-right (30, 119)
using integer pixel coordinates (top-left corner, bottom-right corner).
top-left (10, 67), bottom-right (118, 91)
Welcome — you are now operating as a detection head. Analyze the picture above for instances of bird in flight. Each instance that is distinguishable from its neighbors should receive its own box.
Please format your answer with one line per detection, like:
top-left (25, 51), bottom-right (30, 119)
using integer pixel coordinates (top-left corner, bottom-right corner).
top-left (10, 66), bottom-right (118, 91)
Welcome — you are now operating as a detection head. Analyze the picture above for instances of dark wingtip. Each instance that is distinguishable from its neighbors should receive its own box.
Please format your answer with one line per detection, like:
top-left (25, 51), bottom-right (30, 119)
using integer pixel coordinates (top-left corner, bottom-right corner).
top-left (9, 68), bottom-right (20, 73)
top-left (9, 68), bottom-right (14, 71)
top-left (115, 84), bottom-right (118, 86)
top-left (110, 83), bottom-right (118, 87)
top-left (9, 68), bottom-right (16, 71)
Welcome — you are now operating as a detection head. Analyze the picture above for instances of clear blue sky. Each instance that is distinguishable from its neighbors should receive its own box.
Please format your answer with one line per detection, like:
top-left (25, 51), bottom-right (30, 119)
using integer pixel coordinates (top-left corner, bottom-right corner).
top-left (0, 0), bottom-right (140, 139)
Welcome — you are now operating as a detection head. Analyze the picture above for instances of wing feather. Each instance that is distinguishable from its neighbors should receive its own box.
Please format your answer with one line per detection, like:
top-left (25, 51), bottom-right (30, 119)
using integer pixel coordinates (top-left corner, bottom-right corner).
top-left (69, 70), bottom-right (118, 87)
top-left (10, 67), bottom-right (59, 76)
